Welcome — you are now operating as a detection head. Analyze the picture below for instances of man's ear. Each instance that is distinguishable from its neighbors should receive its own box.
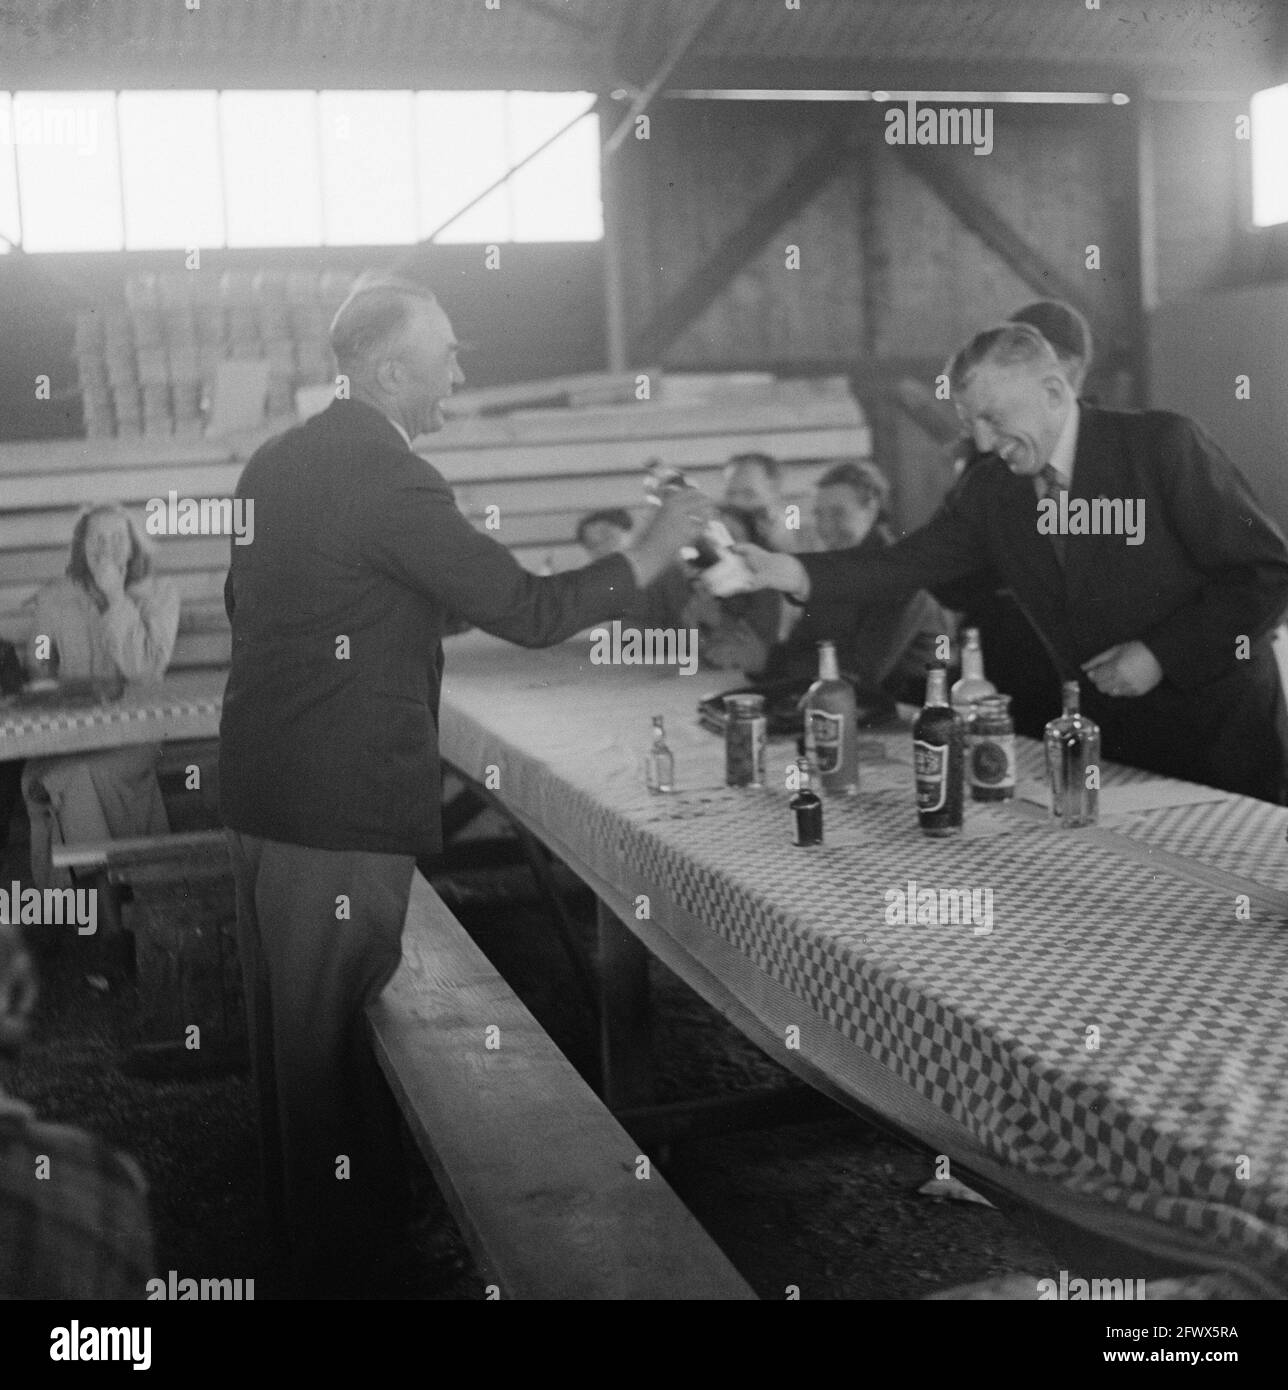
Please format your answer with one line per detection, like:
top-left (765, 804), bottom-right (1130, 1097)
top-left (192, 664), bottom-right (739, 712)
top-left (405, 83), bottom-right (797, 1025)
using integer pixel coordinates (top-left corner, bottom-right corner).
top-left (373, 356), bottom-right (403, 395)
top-left (1042, 371), bottom-right (1071, 408)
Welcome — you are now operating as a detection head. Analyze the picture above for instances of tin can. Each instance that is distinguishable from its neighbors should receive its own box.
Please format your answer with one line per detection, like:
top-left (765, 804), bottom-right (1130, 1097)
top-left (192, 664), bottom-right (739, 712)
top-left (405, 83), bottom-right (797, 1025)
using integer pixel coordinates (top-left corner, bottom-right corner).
top-left (724, 693), bottom-right (766, 788)
top-left (967, 694), bottom-right (1016, 802)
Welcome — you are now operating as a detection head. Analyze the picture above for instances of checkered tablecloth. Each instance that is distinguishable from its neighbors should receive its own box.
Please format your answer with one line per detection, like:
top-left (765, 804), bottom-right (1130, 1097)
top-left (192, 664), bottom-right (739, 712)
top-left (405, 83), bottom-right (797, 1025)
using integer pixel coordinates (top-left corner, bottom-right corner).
top-left (0, 670), bottom-right (225, 761)
top-left (439, 631), bottom-right (1288, 1293)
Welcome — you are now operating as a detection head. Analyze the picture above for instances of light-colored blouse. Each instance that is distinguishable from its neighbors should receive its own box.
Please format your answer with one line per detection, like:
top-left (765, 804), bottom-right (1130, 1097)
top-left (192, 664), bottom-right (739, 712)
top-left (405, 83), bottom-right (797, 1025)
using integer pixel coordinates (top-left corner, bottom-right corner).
top-left (27, 576), bottom-right (180, 685)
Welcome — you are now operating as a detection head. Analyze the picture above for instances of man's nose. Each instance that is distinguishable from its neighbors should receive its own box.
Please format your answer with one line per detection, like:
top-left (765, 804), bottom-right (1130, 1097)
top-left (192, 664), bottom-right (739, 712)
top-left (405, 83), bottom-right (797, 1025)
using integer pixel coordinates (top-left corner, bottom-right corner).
top-left (972, 422), bottom-right (997, 453)
top-left (451, 360), bottom-right (465, 388)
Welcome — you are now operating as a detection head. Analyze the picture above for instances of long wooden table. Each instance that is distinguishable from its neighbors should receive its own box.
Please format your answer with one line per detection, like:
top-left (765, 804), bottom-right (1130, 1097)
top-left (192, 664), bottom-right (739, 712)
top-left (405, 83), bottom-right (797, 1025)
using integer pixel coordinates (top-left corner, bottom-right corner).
top-left (436, 629), bottom-right (1288, 1296)
top-left (0, 670), bottom-right (224, 761)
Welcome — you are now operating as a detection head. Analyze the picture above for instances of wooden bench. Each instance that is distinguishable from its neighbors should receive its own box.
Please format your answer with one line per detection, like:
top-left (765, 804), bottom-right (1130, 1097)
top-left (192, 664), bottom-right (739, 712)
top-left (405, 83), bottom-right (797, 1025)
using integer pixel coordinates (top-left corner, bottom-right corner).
top-left (367, 869), bottom-right (758, 1300)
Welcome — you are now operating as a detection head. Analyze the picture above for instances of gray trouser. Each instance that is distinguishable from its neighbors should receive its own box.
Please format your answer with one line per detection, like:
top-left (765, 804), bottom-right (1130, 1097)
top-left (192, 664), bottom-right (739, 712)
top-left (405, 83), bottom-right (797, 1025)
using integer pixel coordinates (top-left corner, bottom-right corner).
top-left (225, 829), bottom-right (414, 1284)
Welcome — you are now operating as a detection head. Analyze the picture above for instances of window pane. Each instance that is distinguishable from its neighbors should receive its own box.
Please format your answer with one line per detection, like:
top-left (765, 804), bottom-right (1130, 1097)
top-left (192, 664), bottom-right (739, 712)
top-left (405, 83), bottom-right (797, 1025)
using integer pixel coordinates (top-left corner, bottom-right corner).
top-left (118, 90), bottom-right (223, 250)
top-left (220, 91), bottom-right (321, 247)
top-left (0, 94), bottom-right (19, 251)
top-left (415, 91), bottom-right (511, 242)
top-left (508, 92), bottom-right (601, 242)
top-left (13, 91), bottom-right (122, 251)
top-left (1251, 83), bottom-right (1288, 228)
top-left (319, 90), bottom-right (416, 245)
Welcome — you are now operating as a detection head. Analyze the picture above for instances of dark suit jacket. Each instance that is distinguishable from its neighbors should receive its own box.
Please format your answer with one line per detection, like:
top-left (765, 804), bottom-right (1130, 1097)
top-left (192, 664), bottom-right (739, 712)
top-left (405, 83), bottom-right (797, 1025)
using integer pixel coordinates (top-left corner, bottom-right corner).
top-left (759, 526), bottom-right (946, 704)
top-left (219, 399), bottom-right (638, 855)
top-left (799, 405), bottom-right (1288, 801)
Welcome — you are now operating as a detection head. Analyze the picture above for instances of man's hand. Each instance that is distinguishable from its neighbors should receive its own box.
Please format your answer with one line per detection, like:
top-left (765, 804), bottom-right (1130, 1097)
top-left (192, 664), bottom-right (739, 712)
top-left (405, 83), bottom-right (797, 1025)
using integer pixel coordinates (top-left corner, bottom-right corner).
top-left (731, 543), bottom-right (811, 602)
top-left (87, 553), bottom-right (127, 608)
top-left (623, 487), bottom-right (713, 589)
top-left (1082, 641), bottom-right (1164, 698)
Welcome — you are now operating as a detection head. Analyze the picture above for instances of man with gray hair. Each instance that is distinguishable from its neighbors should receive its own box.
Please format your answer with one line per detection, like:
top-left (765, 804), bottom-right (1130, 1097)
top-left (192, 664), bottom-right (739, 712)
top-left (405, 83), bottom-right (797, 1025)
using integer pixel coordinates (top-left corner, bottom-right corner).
top-left (219, 270), bottom-right (707, 1295)
top-left (736, 321), bottom-right (1288, 802)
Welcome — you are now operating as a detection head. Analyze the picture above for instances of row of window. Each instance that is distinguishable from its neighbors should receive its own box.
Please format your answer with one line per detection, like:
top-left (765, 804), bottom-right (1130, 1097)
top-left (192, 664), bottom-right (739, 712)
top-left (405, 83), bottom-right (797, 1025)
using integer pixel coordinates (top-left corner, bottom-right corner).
top-left (0, 89), bottom-right (603, 253)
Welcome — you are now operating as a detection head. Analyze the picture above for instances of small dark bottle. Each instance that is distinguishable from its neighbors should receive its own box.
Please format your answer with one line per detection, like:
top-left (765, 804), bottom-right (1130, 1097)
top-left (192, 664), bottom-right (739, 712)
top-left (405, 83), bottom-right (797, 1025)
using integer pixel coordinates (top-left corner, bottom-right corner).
top-left (790, 758), bottom-right (824, 846)
top-left (913, 662), bottom-right (964, 837)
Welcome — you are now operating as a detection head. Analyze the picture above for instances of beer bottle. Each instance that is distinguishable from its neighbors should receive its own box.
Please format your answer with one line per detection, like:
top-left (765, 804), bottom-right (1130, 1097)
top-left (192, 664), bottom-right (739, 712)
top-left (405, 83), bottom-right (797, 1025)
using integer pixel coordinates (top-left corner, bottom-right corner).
top-left (1043, 681), bottom-right (1100, 828)
top-left (803, 640), bottom-right (859, 795)
top-left (645, 715), bottom-right (674, 793)
top-left (789, 758), bottom-right (824, 846)
top-left (914, 663), bottom-right (964, 836)
top-left (950, 626), bottom-right (997, 718)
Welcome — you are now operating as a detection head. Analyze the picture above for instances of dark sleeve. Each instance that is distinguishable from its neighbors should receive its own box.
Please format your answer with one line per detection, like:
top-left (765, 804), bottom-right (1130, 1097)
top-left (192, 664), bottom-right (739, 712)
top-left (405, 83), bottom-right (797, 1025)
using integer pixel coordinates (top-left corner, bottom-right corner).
top-left (801, 482), bottom-right (989, 610)
top-left (851, 589), bottom-right (950, 688)
top-left (1139, 416), bottom-right (1288, 690)
top-left (364, 459), bottom-right (639, 648)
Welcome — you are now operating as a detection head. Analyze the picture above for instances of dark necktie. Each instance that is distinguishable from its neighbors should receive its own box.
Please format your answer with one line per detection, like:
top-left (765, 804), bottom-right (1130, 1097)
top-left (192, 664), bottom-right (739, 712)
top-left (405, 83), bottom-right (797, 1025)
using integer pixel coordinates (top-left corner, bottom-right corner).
top-left (1036, 465), bottom-right (1067, 566)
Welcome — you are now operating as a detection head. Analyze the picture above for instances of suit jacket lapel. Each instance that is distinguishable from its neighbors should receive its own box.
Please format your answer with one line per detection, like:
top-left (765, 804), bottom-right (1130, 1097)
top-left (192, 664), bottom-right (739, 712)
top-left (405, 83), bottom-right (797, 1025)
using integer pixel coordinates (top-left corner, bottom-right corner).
top-left (1063, 406), bottom-right (1125, 609)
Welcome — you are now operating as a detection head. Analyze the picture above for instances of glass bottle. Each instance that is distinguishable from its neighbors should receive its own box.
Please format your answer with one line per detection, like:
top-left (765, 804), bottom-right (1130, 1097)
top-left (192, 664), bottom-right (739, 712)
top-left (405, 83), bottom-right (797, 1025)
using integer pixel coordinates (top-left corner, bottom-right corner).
top-left (914, 663), bottom-right (964, 837)
top-left (951, 626), bottom-right (997, 718)
top-left (790, 758), bottom-right (824, 846)
top-left (803, 640), bottom-right (859, 795)
top-left (1043, 681), bottom-right (1100, 828)
top-left (645, 715), bottom-right (674, 793)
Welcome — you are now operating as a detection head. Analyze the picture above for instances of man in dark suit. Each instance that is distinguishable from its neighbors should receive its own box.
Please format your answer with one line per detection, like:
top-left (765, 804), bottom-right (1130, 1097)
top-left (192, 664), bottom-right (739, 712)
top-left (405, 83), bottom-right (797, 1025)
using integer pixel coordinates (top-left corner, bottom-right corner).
top-left (219, 272), bottom-right (705, 1294)
top-left (735, 322), bottom-right (1288, 803)
top-left (935, 301), bottom-right (1093, 736)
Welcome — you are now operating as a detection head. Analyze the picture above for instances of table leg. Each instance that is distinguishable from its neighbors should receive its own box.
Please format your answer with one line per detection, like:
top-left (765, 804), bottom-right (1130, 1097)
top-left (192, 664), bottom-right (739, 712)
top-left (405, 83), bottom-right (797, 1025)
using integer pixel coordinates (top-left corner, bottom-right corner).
top-left (596, 898), bottom-right (656, 1111)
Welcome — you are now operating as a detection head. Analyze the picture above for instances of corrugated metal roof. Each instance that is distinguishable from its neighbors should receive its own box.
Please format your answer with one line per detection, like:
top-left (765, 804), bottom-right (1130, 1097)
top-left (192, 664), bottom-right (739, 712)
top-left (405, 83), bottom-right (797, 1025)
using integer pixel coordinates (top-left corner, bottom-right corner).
top-left (0, 0), bottom-right (1277, 93)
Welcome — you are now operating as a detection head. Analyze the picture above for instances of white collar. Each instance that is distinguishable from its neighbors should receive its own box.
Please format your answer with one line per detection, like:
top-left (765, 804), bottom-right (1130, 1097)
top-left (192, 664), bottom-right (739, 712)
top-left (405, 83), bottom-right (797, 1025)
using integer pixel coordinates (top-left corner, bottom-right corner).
top-left (384, 414), bottom-right (413, 451)
top-left (1043, 401), bottom-right (1080, 489)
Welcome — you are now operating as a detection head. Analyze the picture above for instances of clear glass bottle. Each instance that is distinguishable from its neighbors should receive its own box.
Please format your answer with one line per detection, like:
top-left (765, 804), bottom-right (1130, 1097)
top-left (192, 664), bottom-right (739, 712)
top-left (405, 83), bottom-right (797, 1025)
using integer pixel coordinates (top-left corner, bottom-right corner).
top-left (790, 758), bottom-right (824, 846)
top-left (1043, 681), bottom-right (1100, 828)
top-left (803, 640), bottom-right (859, 795)
top-left (951, 626), bottom-right (997, 718)
top-left (645, 715), bottom-right (674, 793)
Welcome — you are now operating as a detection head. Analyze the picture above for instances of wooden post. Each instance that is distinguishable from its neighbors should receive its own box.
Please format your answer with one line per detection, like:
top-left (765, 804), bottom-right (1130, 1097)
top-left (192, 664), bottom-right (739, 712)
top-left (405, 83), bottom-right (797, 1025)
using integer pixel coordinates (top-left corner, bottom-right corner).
top-left (595, 898), bottom-right (655, 1110)
top-left (599, 102), bottom-right (630, 373)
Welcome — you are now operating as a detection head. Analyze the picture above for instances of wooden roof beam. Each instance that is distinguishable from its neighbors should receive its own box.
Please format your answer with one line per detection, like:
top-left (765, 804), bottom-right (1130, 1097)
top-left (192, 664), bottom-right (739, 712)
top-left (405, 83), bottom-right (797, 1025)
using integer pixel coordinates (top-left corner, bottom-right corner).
top-left (629, 119), bottom-right (859, 363)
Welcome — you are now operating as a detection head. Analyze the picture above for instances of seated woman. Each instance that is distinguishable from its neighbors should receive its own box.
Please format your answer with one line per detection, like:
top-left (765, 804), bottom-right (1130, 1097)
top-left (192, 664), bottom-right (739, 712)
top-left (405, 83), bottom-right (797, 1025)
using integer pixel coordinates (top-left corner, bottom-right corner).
top-left (21, 506), bottom-right (181, 889)
top-left (756, 461), bottom-right (946, 703)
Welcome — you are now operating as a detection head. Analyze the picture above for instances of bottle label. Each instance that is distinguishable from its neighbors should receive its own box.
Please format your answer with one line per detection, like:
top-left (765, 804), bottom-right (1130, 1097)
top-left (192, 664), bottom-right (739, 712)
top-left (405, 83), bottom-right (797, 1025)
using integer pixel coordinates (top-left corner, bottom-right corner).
top-left (806, 708), bottom-right (844, 775)
top-left (914, 739), bottom-right (948, 812)
top-left (968, 733), bottom-right (1016, 789)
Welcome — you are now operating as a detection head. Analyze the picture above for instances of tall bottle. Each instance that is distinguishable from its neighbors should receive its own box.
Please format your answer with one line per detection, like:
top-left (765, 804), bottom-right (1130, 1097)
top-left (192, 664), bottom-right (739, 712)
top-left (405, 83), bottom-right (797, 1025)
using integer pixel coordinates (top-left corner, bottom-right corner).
top-left (914, 663), bottom-right (964, 837)
top-left (645, 715), bottom-right (674, 793)
top-left (1043, 681), bottom-right (1100, 828)
top-left (803, 640), bottom-right (859, 795)
top-left (951, 626), bottom-right (997, 718)
top-left (644, 460), bottom-right (734, 571)
top-left (789, 758), bottom-right (824, 846)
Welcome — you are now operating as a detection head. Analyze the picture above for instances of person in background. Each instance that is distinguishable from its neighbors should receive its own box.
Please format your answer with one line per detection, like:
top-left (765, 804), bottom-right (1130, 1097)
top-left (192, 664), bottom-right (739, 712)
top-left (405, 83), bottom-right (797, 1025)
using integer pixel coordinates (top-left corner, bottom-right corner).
top-left (574, 507), bottom-right (634, 561)
top-left (755, 461), bottom-right (945, 703)
top-left (21, 506), bottom-right (180, 889)
top-left (736, 323), bottom-right (1288, 803)
top-left (686, 505), bottom-right (783, 672)
top-left (0, 922), bottom-right (154, 1297)
top-left (935, 300), bottom-right (1093, 735)
top-left (723, 452), bottom-right (798, 552)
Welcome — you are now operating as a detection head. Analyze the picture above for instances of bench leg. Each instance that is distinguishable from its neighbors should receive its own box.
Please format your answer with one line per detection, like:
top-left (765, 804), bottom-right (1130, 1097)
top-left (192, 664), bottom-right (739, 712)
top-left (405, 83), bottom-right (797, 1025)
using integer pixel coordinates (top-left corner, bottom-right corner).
top-left (596, 899), bottom-right (656, 1111)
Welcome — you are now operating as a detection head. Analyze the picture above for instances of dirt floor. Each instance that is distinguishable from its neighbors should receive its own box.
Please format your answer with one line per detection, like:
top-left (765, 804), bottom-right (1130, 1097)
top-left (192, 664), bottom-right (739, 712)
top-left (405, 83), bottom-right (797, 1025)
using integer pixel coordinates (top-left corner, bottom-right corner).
top-left (0, 808), bottom-right (1063, 1301)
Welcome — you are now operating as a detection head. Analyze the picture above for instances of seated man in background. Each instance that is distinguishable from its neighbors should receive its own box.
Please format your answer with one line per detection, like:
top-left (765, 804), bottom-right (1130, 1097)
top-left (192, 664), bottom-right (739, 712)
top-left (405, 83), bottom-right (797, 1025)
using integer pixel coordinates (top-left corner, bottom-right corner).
top-left (574, 503), bottom-right (781, 670)
top-left (0, 922), bottom-right (154, 1297)
top-left (934, 299), bottom-right (1092, 734)
top-left (755, 461), bottom-right (946, 704)
top-left (574, 507), bottom-right (634, 561)
top-left (22, 506), bottom-right (180, 889)
top-left (723, 452), bottom-right (799, 553)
